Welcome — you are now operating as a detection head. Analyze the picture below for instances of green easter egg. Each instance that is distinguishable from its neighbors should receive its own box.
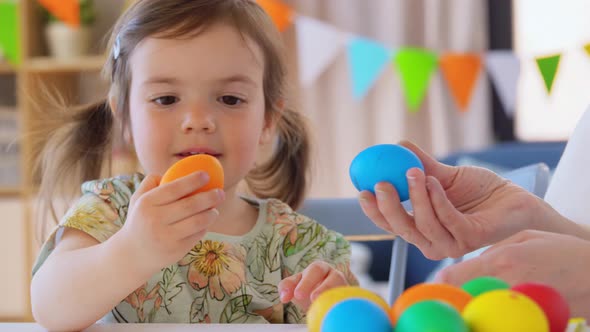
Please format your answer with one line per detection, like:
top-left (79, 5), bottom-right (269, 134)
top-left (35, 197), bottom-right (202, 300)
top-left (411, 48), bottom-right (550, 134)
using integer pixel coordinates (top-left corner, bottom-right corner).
top-left (395, 300), bottom-right (469, 332)
top-left (461, 276), bottom-right (510, 297)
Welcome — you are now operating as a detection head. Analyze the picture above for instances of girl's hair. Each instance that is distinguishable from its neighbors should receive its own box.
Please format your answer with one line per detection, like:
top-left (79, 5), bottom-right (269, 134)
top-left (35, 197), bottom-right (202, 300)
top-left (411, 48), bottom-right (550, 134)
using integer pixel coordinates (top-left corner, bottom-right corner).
top-left (35, 0), bottom-right (310, 241)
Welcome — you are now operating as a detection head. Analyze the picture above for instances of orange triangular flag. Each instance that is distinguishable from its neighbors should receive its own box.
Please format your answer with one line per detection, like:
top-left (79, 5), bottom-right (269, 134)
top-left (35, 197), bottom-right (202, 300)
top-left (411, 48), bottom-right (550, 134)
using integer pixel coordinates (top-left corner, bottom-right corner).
top-left (38, 0), bottom-right (80, 27)
top-left (439, 53), bottom-right (482, 111)
top-left (256, 0), bottom-right (294, 32)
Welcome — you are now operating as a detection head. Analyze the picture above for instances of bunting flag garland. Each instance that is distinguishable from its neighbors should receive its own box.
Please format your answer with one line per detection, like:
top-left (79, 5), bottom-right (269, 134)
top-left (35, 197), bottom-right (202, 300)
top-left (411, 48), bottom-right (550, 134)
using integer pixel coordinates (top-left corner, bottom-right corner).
top-left (0, 1), bottom-right (19, 65)
top-left (256, 0), bottom-right (294, 32)
top-left (37, 0), bottom-right (80, 27)
top-left (258, 0), bottom-right (590, 111)
top-left (439, 53), bottom-right (482, 111)
top-left (535, 54), bottom-right (562, 94)
top-left (393, 48), bottom-right (438, 112)
top-left (486, 51), bottom-right (520, 116)
top-left (347, 37), bottom-right (392, 100)
top-left (295, 16), bottom-right (350, 86)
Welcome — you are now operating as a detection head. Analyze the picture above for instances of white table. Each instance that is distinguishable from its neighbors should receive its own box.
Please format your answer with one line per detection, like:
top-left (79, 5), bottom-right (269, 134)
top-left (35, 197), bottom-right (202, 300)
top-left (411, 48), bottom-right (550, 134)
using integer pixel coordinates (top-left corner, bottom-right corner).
top-left (0, 324), bottom-right (305, 332)
top-left (1, 322), bottom-right (588, 332)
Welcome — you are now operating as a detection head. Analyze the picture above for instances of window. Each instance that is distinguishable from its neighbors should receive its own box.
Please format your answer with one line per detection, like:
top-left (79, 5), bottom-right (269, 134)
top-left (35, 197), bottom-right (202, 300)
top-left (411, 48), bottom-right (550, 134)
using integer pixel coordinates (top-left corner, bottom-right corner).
top-left (514, 0), bottom-right (590, 141)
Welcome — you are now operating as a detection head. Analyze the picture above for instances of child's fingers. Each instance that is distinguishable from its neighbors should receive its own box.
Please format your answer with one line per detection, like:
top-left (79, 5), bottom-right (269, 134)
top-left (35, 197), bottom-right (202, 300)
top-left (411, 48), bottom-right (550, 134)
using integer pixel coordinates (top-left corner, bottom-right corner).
top-left (294, 262), bottom-right (331, 301)
top-left (373, 182), bottom-right (429, 249)
top-left (406, 170), bottom-right (454, 259)
top-left (129, 174), bottom-right (161, 206)
top-left (165, 189), bottom-right (224, 225)
top-left (173, 208), bottom-right (219, 239)
top-left (279, 273), bottom-right (302, 303)
top-left (309, 269), bottom-right (348, 302)
top-left (151, 171), bottom-right (210, 205)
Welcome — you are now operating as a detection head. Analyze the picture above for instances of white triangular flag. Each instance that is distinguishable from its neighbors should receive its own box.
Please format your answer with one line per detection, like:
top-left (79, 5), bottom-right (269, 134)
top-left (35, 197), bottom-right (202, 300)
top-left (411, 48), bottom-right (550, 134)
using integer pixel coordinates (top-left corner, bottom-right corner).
top-left (295, 16), bottom-right (350, 86)
top-left (486, 51), bottom-right (520, 117)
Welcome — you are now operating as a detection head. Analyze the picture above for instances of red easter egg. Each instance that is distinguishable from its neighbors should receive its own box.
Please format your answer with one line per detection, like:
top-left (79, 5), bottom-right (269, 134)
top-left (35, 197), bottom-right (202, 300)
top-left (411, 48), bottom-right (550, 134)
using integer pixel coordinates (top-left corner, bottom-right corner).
top-left (512, 283), bottom-right (570, 332)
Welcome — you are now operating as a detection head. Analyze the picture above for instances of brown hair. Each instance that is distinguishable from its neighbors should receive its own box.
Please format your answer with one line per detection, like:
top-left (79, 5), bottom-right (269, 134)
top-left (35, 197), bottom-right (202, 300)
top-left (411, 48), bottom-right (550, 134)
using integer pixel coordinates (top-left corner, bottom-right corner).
top-left (35, 0), bottom-right (310, 241)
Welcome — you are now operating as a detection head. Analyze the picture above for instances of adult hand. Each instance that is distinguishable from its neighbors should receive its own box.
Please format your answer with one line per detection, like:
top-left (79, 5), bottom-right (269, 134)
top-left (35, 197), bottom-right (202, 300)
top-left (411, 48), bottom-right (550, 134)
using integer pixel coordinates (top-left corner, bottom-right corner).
top-left (435, 230), bottom-right (590, 320)
top-left (358, 140), bottom-right (543, 259)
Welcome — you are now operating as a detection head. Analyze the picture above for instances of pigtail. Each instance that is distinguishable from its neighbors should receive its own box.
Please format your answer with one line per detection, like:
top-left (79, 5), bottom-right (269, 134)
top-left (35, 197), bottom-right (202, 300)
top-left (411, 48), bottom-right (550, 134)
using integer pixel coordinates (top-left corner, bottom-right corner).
top-left (246, 108), bottom-right (311, 209)
top-left (33, 98), bottom-right (114, 242)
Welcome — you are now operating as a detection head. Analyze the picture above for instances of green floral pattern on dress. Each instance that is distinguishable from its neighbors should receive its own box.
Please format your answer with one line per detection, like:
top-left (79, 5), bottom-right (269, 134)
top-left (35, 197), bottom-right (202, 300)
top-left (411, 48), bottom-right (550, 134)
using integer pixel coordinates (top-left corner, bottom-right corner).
top-left (32, 173), bottom-right (358, 324)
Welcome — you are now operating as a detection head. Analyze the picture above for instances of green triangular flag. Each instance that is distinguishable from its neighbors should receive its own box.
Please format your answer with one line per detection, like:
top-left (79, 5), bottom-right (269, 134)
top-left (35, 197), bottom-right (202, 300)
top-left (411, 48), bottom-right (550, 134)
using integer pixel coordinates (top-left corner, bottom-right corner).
top-left (0, 1), bottom-right (20, 65)
top-left (535, 54), bottom-right (561, 94)
top-left (393, 48), bottom-right (438, 112)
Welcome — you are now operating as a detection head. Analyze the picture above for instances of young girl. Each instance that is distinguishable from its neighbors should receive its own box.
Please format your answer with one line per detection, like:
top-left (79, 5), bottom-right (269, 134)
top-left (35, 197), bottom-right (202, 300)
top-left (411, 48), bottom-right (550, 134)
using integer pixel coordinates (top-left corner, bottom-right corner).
top-left (30, 1), bottom-right (357, 330)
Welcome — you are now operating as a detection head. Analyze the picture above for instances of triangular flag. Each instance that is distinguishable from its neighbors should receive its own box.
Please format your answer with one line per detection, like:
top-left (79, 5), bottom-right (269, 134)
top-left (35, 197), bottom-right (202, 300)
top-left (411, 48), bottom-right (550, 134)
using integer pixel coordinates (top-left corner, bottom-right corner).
top-left (439, 53), bottom-right (482, 111)
top-left (584, 43), bottom-right (590, 57)
top-left (256, 0), bottom-right (294, 32)
top-left (295, 16), bottom-right (349, 86)
top-left (347, 37), bottom-right (392, 100)
top-left (0, 2), bottom-right (20, 65)
top-left (37, 0), bottom-right (80, 27)
top-left (535, 54), bottom-right (561, 94)
top-left (486, 51), bottom-right (520, 116)
top-left (393, 48), bottom-right (438, 112)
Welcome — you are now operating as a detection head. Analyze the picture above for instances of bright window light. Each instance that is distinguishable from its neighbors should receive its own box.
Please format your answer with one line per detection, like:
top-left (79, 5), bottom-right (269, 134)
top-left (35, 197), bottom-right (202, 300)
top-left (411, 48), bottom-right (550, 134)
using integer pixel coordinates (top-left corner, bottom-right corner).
top-left (514, 0), bottom-right (590, 141)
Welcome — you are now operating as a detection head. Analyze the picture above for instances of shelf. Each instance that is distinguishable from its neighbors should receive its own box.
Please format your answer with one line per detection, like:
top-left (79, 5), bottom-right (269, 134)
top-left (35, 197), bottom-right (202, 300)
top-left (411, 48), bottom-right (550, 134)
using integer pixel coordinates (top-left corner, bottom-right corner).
top-left (0, 62), bottom-right (16, 74)
top-left (24, 55), bottom-right (106, 73)
top-left (0, 186), bottom-right (23, 197)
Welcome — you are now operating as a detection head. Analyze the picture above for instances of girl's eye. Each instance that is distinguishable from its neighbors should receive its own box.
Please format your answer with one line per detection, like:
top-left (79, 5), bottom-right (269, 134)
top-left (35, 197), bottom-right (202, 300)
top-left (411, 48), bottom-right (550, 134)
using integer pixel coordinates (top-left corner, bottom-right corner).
top-left (219, 95), bottom-right (243, 106)
top-left (153, 96), bottom-right (179, 106)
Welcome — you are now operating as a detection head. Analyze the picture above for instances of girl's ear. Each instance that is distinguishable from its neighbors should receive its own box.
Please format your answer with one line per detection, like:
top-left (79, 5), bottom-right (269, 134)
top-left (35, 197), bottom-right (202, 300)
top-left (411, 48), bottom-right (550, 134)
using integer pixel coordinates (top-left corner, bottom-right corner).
top-left (259, 101), bottom-right (282, 145)
top-left (108, 97), bottom-right (117, 115)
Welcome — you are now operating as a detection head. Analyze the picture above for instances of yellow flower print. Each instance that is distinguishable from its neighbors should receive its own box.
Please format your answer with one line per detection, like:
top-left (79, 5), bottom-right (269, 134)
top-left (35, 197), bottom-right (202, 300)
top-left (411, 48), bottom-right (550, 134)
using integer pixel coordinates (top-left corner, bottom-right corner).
top-left (62, 195), bottom-right (120, 242)
top-left (179, 240), bottom-right (247, 301)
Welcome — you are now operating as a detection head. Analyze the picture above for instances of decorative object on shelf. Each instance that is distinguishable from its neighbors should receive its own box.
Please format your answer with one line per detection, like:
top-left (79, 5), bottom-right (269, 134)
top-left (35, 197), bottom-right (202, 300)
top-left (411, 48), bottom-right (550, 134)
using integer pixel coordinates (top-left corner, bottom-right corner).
top-left (39, 0), bottom-right (96, 59)
top-left (0, 0), bottom-right (20, 65)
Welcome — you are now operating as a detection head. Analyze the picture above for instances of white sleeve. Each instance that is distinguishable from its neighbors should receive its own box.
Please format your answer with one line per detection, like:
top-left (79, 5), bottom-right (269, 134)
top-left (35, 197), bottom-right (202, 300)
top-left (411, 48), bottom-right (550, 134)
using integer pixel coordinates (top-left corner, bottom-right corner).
top-left (544, 106), bottom-right (590, 225)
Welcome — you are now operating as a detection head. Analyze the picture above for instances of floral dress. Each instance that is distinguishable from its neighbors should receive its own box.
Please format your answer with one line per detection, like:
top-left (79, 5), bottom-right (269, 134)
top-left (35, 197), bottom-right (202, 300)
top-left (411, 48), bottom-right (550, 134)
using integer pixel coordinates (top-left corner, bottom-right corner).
top-left (32, 174), bottom-right (358, 324)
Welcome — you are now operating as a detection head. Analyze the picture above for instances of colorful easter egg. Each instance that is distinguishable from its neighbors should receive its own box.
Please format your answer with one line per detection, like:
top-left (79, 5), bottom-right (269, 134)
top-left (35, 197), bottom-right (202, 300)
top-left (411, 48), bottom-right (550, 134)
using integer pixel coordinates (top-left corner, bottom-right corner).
top-left (349, 144), bottom-right (424, 201)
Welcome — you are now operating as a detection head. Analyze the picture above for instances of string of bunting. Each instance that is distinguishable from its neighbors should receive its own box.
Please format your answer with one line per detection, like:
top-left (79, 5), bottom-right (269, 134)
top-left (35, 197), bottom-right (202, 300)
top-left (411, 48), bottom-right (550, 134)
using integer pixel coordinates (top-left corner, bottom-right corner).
top-left (256, 0), bottom-right (590, 114)
top-left (0, 0), bottom-right (588, 114)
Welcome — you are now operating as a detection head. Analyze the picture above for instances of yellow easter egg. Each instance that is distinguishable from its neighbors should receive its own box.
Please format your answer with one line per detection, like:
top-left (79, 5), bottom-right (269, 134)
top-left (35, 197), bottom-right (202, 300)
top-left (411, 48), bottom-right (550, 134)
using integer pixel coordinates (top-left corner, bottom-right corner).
top-left (307, 286), bottom-right (389, 332)
top-left (463, 289), bottom-right (549, 332)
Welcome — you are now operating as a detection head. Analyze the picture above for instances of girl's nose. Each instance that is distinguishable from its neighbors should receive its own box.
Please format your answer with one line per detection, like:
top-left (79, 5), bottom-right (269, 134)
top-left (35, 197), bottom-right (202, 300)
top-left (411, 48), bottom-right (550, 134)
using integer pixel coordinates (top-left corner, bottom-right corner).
top-left (181, 109), bottom-right (216, 133)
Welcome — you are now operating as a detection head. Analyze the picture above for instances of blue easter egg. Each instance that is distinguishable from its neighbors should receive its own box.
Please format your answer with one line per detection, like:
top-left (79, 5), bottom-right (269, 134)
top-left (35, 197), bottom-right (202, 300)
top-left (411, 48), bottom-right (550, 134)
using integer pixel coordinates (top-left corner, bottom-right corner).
top-left (349, 144), bottom-right (424, 201)
top-left (322, 298), bottom-right (392, 332)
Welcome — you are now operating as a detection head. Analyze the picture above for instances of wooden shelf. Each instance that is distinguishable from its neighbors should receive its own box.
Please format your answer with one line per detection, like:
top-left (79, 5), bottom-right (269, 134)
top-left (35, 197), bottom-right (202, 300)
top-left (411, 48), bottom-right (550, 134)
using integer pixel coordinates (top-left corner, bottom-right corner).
top-left (0, 186), bottom-right (23, 197)
top-left (0, 62), bottom-right (16, 74)
top-left (24, 55), bottom-right (106, 73)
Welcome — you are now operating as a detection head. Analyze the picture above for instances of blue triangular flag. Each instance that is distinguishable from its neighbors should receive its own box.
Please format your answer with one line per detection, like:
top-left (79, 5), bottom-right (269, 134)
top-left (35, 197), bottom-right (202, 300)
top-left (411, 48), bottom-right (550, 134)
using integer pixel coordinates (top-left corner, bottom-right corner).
top-left (347, 37), bottom-right (392, 100)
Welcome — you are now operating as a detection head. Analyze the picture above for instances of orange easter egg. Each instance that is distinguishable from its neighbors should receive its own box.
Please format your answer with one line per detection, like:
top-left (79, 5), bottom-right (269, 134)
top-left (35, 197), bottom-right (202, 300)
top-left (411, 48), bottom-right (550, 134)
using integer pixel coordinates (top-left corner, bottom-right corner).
top-left (160, 154), bottom-right (224, 194)
top-left (390, 283), bottom-right (473, 325)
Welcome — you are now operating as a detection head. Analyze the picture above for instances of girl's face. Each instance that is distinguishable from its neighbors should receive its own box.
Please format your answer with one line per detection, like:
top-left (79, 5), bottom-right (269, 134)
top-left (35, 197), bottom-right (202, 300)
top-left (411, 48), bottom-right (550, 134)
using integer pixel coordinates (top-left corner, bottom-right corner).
top-left (127, 23), bottom-right (273, 192)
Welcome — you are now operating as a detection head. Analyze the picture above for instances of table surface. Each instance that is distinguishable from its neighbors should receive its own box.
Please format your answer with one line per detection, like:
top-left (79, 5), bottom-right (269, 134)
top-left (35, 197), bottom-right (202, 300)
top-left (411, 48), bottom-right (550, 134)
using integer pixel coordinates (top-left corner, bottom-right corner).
top-left (0, 324), bottom-right (306, 332)
top-left (1, 323), bottom-right (589, 332)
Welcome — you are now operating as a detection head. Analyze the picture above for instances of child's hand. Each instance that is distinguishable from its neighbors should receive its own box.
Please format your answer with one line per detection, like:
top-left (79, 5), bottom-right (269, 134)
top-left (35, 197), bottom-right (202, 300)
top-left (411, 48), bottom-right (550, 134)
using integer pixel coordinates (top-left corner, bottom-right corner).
top-left (278, 261), bottom-right (349, 312)
top-left (120, 172), bottom-right (225, 274)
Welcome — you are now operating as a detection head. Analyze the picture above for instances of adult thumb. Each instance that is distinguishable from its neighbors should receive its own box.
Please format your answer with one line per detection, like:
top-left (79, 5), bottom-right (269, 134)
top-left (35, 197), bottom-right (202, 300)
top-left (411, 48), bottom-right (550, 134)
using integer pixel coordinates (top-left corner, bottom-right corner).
top-left (399, 140), bottom-right (456, 187)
